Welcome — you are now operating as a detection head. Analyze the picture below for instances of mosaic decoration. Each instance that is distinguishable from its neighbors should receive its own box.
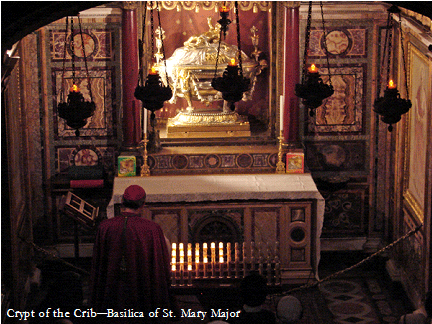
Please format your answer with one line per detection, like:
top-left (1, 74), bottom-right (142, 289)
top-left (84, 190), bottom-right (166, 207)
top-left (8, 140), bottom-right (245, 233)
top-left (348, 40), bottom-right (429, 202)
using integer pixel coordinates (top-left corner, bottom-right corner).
top-left (320, 189), bottom-right (366, 235)
top-left (147, 152), bottom-right (279, 174)
top-left (306, 64), bottom-right (366, 134)
top-left (56, 145), bottom-right (116, 173)
top-left (309, 27), bottom-right (367, 58)
top-left (50, 29), bottom-right (114, 61)
top-left (305, 141), bottom-right (366, 172)
top-left (52, 67), bottom-right (116, 138)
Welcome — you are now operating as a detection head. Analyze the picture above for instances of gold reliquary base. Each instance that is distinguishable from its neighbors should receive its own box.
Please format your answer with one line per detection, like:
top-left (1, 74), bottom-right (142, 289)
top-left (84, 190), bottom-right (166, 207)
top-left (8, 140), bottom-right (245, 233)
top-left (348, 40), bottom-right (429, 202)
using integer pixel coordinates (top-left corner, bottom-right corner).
top-left (166, 110), bottom-right (251, 138)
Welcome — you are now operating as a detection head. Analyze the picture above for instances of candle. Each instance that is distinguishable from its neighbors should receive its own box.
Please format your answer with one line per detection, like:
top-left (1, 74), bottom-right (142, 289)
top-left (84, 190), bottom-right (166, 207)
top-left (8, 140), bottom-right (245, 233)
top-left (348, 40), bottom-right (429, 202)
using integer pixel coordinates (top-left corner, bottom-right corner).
top-left (388, 79), bottom-right (396, 89)
top-left (280, 95), bottom-right (284, 132)
top-left (143, 108), bottom-right (148, 136)
top-left (179, 243), bottom-right (184, 266)
top-left (195, 243), bottom-right (200, 264)
top-left (219, 242), bottom-right (224, 263)
top-left (227, 243), bottom-right (231, 278)
top-left (195, 243), bottom-right (200, 277)
top-left (203, 243), bottom-right (208, 263)
top-left (228, 58), bottom-right (237, 67)
top-left (211, 242), bottom-right (216, 278)
top-left (187, 243), bottom-right (192, 268)
top-left (172, 243), bottom-right (176, 257)
top-left (308, 64), bottom-right (318, 73)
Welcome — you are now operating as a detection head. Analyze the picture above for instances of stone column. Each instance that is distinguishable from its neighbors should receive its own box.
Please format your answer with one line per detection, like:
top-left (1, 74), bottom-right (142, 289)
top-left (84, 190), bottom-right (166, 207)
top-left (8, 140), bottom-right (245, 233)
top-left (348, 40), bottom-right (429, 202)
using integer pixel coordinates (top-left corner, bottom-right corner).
top-left (283, 3), bottom-right (300, 144)
top-left (121, 2), bottom-right (140, 149)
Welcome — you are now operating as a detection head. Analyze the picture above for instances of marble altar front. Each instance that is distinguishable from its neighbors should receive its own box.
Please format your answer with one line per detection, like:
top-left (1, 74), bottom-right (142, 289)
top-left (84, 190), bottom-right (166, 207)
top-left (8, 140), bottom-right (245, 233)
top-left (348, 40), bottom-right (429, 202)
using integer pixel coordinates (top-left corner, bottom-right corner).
top-left (107, 173), bottom-right (324, 283)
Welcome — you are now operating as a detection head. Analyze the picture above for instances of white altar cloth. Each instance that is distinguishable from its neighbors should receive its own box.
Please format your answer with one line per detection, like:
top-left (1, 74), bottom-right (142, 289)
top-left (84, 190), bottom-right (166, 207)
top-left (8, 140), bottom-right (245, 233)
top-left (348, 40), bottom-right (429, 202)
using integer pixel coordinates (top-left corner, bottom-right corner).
top-left (107, 173), bottom-right (324, 278)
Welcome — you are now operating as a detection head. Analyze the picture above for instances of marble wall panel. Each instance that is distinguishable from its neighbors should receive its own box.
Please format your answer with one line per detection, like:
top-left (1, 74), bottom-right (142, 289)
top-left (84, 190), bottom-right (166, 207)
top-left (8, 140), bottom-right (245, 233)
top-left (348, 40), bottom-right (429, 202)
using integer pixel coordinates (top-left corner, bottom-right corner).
top-left (56, 145), bottom-right (116, 173)
top-left (52, 67), bottom-right (116, 138)
top-left (50, 28), bottom-right (114, 61)
top-left (320, 189), bottom-right (366, 236)
top-left (305, 64), bottom-right (366, 134)
top-left (305, 141), bottom-right (366, 172)
top-left (309, 27), bottom-right (367, 58)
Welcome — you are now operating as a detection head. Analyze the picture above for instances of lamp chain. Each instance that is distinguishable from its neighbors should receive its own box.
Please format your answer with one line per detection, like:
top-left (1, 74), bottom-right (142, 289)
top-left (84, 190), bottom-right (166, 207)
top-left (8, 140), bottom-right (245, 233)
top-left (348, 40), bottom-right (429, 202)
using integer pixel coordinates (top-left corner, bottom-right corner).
top-left (70, 17), bottom-right (76, 84)
top-left (398, 11), bottom-right (409, 100)
top-left (156, 1), bottom-right (171, 86)
top-left (235, 1), bottom-right (243, 76)
top-left (78, 14), bottom-right (93, 101)
top-left (301, 2), bottom-right (312, 84)
top-left (386, 14), bottom-right (393, 88)
top-left (139, 4), bottom-right (147, 86)
top-left (60, 17), bottom-right (69, 102)
top-left (150, 1), bottom-right (155, 61)
top-left (320, 1), bottom-right (332, 88)
top-left (213, 1), bottom-right (226, 79)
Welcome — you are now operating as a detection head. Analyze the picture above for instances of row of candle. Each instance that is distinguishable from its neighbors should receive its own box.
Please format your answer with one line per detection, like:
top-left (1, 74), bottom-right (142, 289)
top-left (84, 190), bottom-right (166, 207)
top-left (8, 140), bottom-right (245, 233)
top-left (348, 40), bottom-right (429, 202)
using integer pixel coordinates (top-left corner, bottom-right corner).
top-left (170, 242), bottom-right (281, 285)
top-left (171, 242), bottom-right (279, 266)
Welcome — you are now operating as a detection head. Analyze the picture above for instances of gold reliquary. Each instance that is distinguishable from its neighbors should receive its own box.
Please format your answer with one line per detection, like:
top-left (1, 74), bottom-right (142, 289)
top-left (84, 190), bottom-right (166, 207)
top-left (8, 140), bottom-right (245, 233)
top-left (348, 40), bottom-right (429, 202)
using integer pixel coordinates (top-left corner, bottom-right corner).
top-left (156, 17), bottom-right (267, 138)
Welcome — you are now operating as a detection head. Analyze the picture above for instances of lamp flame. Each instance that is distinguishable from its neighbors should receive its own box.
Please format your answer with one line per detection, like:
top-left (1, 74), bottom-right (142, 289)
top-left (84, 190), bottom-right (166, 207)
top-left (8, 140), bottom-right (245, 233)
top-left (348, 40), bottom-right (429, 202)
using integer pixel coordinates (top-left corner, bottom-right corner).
top-left (388, 79), bottom-right (396, 89)
top-left (70, 84), bottom-right (80, 92)
top-left (308, 64), bottom-right (317, 73)
top-left (219, 5), bottom-right (229, 13)
top-left (149, 66), bottom-right (158, 75)
top-left (228, 58), bottom-right (237, 66)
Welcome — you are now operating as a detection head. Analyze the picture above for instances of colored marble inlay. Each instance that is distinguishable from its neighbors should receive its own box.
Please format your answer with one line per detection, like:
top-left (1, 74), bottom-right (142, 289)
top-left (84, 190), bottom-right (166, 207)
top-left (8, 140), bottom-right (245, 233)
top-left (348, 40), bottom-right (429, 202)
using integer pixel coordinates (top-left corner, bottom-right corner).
top-left (50, 29), bottom-right (113, 61)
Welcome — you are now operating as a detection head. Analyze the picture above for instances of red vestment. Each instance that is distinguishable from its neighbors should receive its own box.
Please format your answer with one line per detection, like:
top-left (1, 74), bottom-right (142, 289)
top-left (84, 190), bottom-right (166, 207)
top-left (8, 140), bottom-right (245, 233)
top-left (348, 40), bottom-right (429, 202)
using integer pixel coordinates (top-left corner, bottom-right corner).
top-left (89, 212), bottom-right (171, 314)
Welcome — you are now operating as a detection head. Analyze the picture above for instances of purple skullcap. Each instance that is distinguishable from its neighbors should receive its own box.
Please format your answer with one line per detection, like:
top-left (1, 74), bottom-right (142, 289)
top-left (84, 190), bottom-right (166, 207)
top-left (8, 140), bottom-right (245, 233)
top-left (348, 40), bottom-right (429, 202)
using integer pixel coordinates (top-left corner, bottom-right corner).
top-left (122, 185), bottom-right (146, 209)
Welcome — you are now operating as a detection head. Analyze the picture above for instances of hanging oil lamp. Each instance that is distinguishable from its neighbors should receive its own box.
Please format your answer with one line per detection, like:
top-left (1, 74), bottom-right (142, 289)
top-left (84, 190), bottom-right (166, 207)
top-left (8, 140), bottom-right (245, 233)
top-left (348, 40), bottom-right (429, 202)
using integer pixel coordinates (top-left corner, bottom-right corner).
top-left (212, 1), bottom-right (251, 111)
top-left (57, 15), bottom-right (96, 136)
top-left (295, 2), bottom-right (334, 117)
top-left (58, 83), bottom-right (96, 136)
top-left (218, 4), bottom-right (231, 39)
top-left (373, 79), bottom-right (411, 132)
top-left (134, 1), bottom-right (172, 128)
top-left (373, 5), bottom-right (411, 132)
top-left (134, 65), bottom-right (172, 122)
top-left (295, 63), bottom-right (333, 116)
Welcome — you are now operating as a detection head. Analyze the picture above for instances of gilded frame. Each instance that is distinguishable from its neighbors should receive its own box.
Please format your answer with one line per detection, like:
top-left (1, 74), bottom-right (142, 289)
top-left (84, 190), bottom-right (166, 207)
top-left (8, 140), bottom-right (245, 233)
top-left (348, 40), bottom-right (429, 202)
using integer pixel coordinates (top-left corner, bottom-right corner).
top-left (403, 43), bottom-right (431, 222)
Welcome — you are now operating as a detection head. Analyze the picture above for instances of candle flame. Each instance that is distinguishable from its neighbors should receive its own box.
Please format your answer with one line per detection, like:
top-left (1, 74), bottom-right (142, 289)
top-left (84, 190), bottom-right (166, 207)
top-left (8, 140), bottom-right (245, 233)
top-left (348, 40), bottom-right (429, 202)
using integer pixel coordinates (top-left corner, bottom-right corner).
top-left (211, 242), bottom-right (215, 249)
top-left (228, 58), bottom-right (237, 66)
top-left (149, 66), bottom-right (158, 75)
top-left (70, 84), bottom-right (79, 92)
top-left (308, 64), bottom-right (317, 73)
top-left (388, 79), bottom-right (396, 89)
top-left (219, 5), bottom-right (229, 12)
top-left (172, 264), bottom-right (176, 271)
